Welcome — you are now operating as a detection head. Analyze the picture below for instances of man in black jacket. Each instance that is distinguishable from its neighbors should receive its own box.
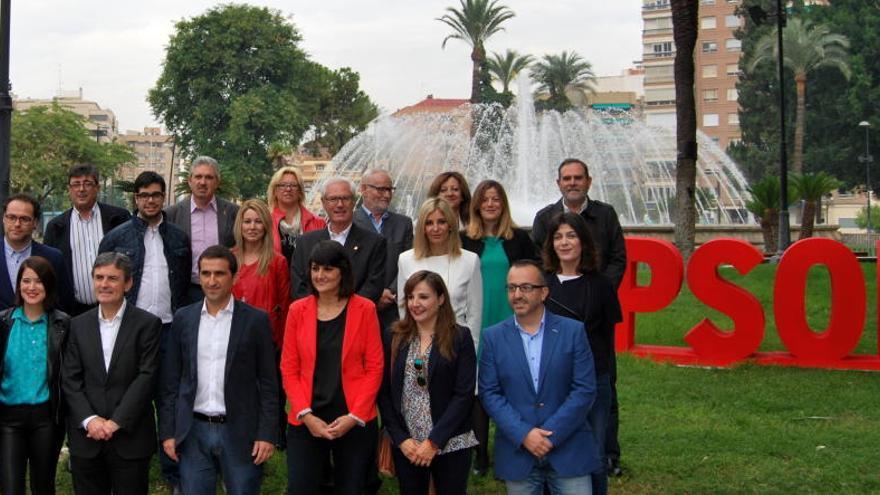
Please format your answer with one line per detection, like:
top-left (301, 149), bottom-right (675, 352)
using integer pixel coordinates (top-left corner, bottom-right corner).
top-left (44, 164), bottom-right (130, 316)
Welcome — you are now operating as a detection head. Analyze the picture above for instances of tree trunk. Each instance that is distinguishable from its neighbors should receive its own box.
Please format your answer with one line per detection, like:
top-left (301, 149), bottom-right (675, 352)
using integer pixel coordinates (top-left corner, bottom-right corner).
top-left (470, 45), bottom-right (484, 104)
top-left (799, 199), bottom-right (816, 239)
top-left (793, 73), bottom-right (807, 173)
top-left (671, 0), bottom-right (699, 259)
top-left (761, 208), bottom-right (779, 254)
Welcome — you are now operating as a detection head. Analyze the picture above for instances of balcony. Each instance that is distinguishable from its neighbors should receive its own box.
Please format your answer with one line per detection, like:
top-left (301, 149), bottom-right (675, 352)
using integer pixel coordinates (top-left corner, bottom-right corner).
top-left (643, 0), bottom-right (671, 11)
top-left (644, 51), bottom-right (675, 60)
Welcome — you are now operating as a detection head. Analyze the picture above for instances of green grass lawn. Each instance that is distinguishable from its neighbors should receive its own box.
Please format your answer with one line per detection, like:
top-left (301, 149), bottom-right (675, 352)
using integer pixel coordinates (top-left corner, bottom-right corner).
top-left (53, 263), bottom-right (880, 493)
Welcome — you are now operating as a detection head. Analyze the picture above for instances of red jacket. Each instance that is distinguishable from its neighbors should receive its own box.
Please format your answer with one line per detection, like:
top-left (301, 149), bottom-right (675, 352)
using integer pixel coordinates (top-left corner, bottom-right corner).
top-left (272, 206), bottom-right (326, 254)
top-left (231, 254), bottom-right (290, 348)
top-left (281, 294), bottom-right (384, 425)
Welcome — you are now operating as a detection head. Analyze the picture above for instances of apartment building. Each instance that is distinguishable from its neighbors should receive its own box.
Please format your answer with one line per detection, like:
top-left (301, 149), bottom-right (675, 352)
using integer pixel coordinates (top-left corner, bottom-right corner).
top-left (116, 127), bottom-right (181, 199)
top-left (14, 89), bottom-right (118, 142)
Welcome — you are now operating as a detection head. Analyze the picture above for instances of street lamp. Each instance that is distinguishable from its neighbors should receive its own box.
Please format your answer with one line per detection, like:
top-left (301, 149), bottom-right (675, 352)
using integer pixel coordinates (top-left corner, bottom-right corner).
top-left (859, 121), bottom-right (873, 237)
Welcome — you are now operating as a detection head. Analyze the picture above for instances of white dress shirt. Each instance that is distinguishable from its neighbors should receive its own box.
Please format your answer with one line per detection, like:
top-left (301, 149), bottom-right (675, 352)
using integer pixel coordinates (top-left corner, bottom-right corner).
top-left (328, 223), bottom-right (352, 246)
top-left (82, 299), bottom-right (127, 428)
top-left (69, 203), bottom-right (103, 305)
top-left (193, 296), bottom-right (235, 416)
top-left (135, 219), bottom-right (173, 323)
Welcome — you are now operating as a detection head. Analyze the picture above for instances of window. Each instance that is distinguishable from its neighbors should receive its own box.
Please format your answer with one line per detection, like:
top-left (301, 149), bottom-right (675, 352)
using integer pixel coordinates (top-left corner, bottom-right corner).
top-left (726, 64), bottom-right (740, 76)
top-left (725, 15), bottom-right (740, 27)
top-left (702, 41), bottom-right (718, 53)
top-left (702, 65), bottom-right (718, 78)
top-left (647, 41), bottom-right (674, 58)
top-left (727, 88), bottom-right (739, 101)
top-left (725, 38), bottom-right (742, 52)
top-left (703, 89), bottom-right (719, 102)
top-left (701, 17), bottom-right (717, 29)
top-left (728, 113), bottom-right (740, 125)
top-left (700, 0), bottom-right (715, 4)
top-left (646, 88), bottom-right (676, 105)
top-left (703, 114), bottom-right (720, 127)
top-left (645, 65), bottom-right (675, 83)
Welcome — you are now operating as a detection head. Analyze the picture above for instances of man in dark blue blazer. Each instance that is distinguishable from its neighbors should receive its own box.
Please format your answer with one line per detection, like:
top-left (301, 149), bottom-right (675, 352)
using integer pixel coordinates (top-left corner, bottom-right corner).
top-left (479, 259), bottom-right (599, 495)
top-left (0, 193), bottom-right (73, 312)
top-left (158, 245), bottom-right (278, 495)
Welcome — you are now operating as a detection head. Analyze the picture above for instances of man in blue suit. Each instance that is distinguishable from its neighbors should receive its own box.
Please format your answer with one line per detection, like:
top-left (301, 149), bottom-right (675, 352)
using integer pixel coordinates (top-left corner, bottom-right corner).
top-left (0, 193), bottom-right (73, 311)
top-left (479, 259), bottom-right (599, 495)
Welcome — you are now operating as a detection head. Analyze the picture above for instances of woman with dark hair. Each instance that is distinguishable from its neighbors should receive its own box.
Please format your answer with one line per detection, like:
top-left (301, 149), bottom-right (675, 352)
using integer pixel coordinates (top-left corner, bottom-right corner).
top-left (427, 171), bottom-right (471, 227)
top-left (460, 179), bottom-right (537, 474)
top-left (543, 212), bottom-right (622, 495)
top-left (378, 271), bottom-right (477, 495)
top-left (281, 240), bottom-right (384, 495)
top-left (0, 256), bottom-right (70, 495)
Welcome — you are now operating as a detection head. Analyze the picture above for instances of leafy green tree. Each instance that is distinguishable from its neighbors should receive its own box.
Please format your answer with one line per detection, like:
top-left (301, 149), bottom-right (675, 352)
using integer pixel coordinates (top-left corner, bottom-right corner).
top-left (149, 4), bottom-right (344, 199)
top-left (438, 0), bottom-right (515, 104)
top-left (855, 205), bottom-right (880, 231)
top-left (530, 51), bottom-right (595, 113)
top-left (307, 66), bottom-right (379, 155)
top-left (790, 171), bottom-right (840, 239)
top-left (747, 18), bottom-right (851, 174)
top-left (11, 104), bottom-right (134, 206)
top-left (487, 49), bottom-right (533, 94)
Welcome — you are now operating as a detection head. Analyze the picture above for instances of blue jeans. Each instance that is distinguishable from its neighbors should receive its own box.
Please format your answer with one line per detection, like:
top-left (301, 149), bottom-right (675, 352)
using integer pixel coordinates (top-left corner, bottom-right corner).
top-left (178, 419), bottom-right (262, 495)
top-left (505, 458), bottom-right (593, 495)
top-left (590, 373), bottom-right (612, 495)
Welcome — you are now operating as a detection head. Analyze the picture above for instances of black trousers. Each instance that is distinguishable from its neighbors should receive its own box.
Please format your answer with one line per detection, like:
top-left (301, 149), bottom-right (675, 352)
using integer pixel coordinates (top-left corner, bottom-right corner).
top-left (605, 346), bottom-right (621, 464)
top-left (287, 420), bottom-right (378, 495)
top-left (392, 446), bottom-right (471, 495)
top-left (70, 445), bottom-right (150, 495)
top-left (471, 400), bottom-right (490, 469)
top-left (0, 402), bottom-right (62, 495)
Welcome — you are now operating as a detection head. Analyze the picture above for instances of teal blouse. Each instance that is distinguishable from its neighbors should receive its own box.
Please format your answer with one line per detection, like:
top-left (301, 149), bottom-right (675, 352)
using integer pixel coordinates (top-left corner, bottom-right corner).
top-left (0, 307), bottom-right (49, 405)
top-left (480, 237), bottom-right (513, 342)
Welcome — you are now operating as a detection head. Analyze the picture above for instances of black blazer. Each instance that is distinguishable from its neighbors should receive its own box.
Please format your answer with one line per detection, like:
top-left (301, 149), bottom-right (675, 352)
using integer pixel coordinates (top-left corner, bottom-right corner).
top-left (460, 227), bottom-right (539, 263)
top-left (158, 300), bottom-right (279, 452)
top-left (43, 202), bottom-right (131, 287)
top-left (0, 240), bottom-right (74, 312)
top-left (62, 304), bottom-right (161, 460)
top-left (290, 222), bottom-right (387, 303)
top-left (377, 325), bottom-right (476, 449)
top-left (0, 308), bottom-right (70, 425)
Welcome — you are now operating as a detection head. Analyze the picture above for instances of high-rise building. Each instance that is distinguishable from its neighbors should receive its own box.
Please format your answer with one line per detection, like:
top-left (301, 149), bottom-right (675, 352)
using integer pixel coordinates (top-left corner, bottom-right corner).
top-left (116, 127), bottom-right (182, 201)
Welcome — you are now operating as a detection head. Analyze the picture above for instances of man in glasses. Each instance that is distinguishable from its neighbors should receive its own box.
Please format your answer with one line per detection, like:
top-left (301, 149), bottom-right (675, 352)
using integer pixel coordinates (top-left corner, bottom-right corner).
top-left (98, 171), bottom-right (191, 493)
top-left (479, 259), bottom-right (599, 495)
top-left (44, 164), bottom-right (131, 315)
top-left (0, 193), bottom-right (73, 311)
top-left (354, 169), bottom-right (413, 330)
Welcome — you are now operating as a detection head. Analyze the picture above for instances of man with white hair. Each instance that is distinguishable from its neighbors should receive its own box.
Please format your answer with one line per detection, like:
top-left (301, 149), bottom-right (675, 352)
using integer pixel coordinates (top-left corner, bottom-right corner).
top-left (290, 176), bottom-right (387, 303)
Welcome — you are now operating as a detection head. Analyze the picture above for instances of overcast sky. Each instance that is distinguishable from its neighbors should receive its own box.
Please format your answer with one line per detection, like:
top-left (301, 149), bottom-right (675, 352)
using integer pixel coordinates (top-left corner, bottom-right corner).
top-left (10, 0), bottom-right (642, 131)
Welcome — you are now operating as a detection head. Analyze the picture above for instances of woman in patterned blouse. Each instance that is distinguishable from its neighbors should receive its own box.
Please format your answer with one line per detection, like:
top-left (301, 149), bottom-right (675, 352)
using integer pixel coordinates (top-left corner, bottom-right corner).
top-left (378, 270), bottom-right (477, 495)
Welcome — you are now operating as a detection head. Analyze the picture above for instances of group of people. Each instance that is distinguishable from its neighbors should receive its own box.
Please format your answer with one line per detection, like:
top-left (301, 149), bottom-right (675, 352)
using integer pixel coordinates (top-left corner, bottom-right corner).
top-left (0, 156), bottom-right (626, 495)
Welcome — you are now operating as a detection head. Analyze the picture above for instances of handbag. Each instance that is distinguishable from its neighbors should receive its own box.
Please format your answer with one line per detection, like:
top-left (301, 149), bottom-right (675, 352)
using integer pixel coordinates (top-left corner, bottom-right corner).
top-left (377, 428), bottom-right (396, 477)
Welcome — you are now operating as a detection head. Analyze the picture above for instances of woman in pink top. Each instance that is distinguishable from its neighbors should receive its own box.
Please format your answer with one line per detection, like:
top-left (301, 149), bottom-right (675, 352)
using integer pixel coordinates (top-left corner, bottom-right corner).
top-left (266, 166), bottom-right (326, 264)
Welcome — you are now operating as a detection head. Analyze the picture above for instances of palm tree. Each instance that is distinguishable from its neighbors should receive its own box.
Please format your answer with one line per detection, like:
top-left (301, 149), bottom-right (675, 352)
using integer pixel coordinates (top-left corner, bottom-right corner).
top-left (530, 51), bottom-right (596, 112)
top-left (438, 0), bottom-right (515, 104)
top-left (747, 18), bottom-right (850, 174)
top-left (790, 172), bottom-right (840, 240)
top-left (487, 49), bottom-right (533, 94)
top-left (671, 0), bottom-right (699, 258)
top-left (746, 175), bottom-right (791, 253)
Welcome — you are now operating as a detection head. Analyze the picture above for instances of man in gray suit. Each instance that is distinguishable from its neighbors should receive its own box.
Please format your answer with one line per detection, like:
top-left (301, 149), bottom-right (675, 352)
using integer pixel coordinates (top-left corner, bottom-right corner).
top-left (164, 156), bottom-right (239, 304)
top-left (353, 169), bottom-right (413, 331)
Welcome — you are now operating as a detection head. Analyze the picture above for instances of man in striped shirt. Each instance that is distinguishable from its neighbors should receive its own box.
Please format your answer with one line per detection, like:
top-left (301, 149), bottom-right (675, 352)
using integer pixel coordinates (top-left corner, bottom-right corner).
top-left (44, 164), bottom-right (130, 316)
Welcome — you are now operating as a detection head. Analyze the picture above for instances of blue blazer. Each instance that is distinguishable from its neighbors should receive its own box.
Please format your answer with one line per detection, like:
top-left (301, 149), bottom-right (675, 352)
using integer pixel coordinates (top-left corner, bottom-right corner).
top-left (0, 239), bottom-right (73, 312)
top-left (478, 309), bottom-right (599, 481)
top-left (158, 299), bottom-right (279, 454)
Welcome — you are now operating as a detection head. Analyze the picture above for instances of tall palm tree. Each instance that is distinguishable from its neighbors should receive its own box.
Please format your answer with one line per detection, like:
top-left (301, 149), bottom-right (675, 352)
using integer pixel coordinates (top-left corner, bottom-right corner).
top-left (671, 0), bottom-right (699, 258)
top-left (438, 0), bottom-right (515, 104)
top-left (747, 18), bottom-right (850, 173)
top-left (530, 51), bottom-right (596, 112)
top-left (487, 49), bottom-right (533, 94)
top-left (790, 172), bottom-right (840, 239)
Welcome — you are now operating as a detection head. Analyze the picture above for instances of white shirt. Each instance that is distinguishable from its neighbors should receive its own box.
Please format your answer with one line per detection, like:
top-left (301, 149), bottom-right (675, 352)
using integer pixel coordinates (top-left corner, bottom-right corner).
top-left (135, 219), bottom-right (173, 323)
top-left (193, 296), bottom-right (234, 416)
top-left (327, 223), bottom-right (352, 246)
top-left (69, 203), bottom-right (103, 305)
top-left (82, 299), bottom-right (127, 429)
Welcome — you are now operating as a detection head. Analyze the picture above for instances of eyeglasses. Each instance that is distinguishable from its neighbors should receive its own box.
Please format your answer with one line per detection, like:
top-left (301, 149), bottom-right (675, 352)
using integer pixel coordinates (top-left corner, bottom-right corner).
top-left (413, 357), bottom-right (427, 388)
top-left (69, 180), bottom-right (97, 190)
top-left (275, 182), bottom-right (300, 191)
top-left (364, 184), bottom-right (396, 194)
top-left (506, 283), bottom-right (546, 294)
top-left (3, 214), bottom-right (33, 225)
top-left (135, 192), bottom-right (165, 201)
top-left (322, 195), bottom-right (353, 205)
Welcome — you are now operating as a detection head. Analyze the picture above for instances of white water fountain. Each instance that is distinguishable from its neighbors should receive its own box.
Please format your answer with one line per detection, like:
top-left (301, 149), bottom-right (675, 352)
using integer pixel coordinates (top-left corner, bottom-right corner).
top-left (310, 74), bottom-right (753, 227)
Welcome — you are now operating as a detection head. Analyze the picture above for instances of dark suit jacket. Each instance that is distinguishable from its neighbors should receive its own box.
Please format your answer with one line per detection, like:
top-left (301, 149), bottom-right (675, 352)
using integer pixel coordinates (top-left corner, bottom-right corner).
top-left (159, 300), bottom-right (279, 453)
top-left (0, 239), bottom-right (73, 312)
top-left (353, 207), bottom-right (413, 328)
top-left (164, 196), bottom-right (239, 248)
top-left (43, 202), bottom-right (131, 288)
top-left (290, 222), bottom-right (387, 303)
top-left (378, 325), bottom-right (475, 449)
top-left (479, 310), bottom-right (599, 481)
top-left (62, 304), bottom-right (162, 460)
top-left (531, 198), bottom-right (627, 288)
top-left (460, 227), bottom-right (539, 263)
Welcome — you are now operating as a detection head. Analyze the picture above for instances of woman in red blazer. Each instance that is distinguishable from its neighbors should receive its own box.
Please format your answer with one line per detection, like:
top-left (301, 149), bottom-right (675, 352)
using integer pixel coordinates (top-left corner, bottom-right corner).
top-left (266, 166), bottom-right (326, 264)
top-left (281, 240), bottom-right (384, 495)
